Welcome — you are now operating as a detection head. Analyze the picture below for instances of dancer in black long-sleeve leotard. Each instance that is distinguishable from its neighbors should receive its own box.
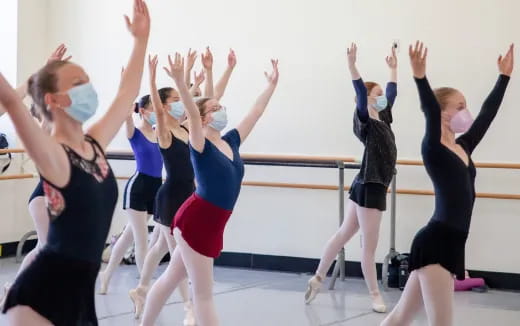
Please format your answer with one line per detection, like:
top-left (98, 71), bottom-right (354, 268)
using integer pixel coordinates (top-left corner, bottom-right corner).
top-left (382, 42), bottom-right (514, 326)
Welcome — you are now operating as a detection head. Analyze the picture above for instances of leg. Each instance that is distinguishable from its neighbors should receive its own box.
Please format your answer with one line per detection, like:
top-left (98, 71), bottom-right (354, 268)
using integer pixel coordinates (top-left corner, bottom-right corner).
top-left (126, 208), bottom-right (150, 273)
top-left (16, 197), bottom-right (49, 278)
top-left (316, 200), bottom-right (360, 278)
top-left (305, 200), bottom-right (359, 304)
top-left (6, 306), bottom-right (53, 326)
top-left (139, 231), bottom-right (169, 289)
top-left (418, 265), bottom-right (454, 326)
top-left (140, 226), bottom-right (188, 326)
top-left (381, 271), bottom-right (424, 326)
top-left (175, 228), bottom-right (218, 326)
top-left (356, 205), bottom-right (385, 312)
top-left (148, 222), bottom-right (161, 249)
top-left (98, 224), bottom-right (134, 294)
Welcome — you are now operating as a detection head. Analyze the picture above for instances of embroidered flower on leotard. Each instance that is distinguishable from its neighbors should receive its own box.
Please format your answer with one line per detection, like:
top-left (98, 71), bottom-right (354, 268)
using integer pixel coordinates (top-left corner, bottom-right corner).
top-left (42, 181), bottom-right (65, 219)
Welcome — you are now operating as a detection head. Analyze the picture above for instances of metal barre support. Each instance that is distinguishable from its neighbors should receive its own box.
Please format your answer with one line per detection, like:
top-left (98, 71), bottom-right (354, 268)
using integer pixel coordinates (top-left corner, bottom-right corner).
top-left (329, 160), bottom-right (346, 290)
top-left (382, 171), bottom-right (399, 291)
top-left (16, 230), bottom-right (37, 263)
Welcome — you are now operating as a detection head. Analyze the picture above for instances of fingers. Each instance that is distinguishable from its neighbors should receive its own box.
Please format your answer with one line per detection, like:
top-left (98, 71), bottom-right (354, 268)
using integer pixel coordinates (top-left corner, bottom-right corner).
top-left (422, 47), bottom-right (428, 61)
top-left (124, 15), bottom-right (131, 30)
top-left (142, 0), bottom-right (149, 18)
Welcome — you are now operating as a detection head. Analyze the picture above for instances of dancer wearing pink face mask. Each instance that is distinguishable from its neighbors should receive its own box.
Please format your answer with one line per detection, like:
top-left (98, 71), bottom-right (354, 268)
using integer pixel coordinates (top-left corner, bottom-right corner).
top-left (382, 41), bottom-right (514, 326)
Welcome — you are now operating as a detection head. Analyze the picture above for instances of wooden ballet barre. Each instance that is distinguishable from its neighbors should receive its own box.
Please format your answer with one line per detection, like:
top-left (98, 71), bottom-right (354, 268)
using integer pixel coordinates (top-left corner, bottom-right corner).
top-left (0, 148), bottom-right (26, 154)
top-left (396, 159), bottom-right (520, 170)
top-left (6, 148), bottom-right (520, 169)
top-left (0, 173), bottom-right (35, 181)
top-left (113, 177), bottom-right (520, 200)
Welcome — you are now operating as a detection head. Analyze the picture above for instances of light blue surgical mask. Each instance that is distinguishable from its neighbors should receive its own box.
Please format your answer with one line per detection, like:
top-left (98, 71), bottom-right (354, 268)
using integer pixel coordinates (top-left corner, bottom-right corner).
top-left (146, 112), bottom-right (157, 125)
top-left (372, 95), bottom-right (388, 112)
top-left (209, 108), bottom-right (228, 131)
top-left (64, 83), bottom-right (99, 123)
top-left (169, 101), bottom-right (185, 120)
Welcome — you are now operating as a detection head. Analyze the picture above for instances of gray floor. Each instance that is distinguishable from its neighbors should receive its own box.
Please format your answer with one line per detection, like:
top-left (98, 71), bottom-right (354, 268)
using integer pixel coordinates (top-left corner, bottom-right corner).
top-left (0, 257), bottom-right (519, 325)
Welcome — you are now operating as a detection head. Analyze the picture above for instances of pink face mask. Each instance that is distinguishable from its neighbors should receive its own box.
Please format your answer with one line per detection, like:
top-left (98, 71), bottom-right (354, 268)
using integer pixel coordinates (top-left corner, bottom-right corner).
top-left (450, 109), bottom-right (474, 134)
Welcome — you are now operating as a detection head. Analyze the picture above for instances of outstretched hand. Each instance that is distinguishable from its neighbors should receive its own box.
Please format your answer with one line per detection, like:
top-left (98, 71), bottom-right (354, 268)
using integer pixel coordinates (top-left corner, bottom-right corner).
top-left (164, 53), bottom-right (185, 82)
top-left (409, 41), bottom-right (428, 78)
top-left (124, 0), bottom-right (150, 41)
top-left (228, 49), bottom-right (237, 68)
top-left (47, 44), bottom-right (72, 64)
top-left (264, 59), bottom-right (279, 86)
top-left (194, 70), bottom-right (205, 85)
top-left (386, 47), bottom-right (397, 69)
top-left (347, 43), bottom-right (357, 67)
top-left (148, 54), bottom-right (158, 80)
top-left (498, 44), bottom-right (514, 77)
top-left (186, 48), bottom-right (198, 71)
top-left (201, 47), bottom-right (213, 70)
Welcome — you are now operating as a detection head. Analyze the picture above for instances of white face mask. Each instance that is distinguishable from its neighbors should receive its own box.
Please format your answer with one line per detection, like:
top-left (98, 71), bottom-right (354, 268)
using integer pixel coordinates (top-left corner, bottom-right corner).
top-left (62, 83), bottom-right (99, 123)
top-left (169, 101), bottom-right (185, 120)
top-left (209, 108), bottom-right (228, 131)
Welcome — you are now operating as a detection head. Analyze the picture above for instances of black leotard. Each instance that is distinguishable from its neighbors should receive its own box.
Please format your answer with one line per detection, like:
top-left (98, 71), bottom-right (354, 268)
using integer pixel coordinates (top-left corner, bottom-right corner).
top-left (154, 127), bottom-right (195, 227)
top-left (416, 75), bottom-right (509, 232)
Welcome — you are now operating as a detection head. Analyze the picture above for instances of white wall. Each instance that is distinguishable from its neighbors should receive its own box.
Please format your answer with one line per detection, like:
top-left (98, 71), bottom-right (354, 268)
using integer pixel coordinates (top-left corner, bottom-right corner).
top-left (2, 0), bottom-right (520, 274)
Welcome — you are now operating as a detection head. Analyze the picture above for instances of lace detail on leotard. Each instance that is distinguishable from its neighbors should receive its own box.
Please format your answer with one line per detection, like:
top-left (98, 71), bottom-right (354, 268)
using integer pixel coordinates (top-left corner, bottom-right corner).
top-left (43, 181), bottom-right (65, 220)
top-left (63, 136), bottom-right (110, 183)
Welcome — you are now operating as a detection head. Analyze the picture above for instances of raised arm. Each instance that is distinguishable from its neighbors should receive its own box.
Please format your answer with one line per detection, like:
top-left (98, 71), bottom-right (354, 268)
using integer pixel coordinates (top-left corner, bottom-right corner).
top-left (0, 74), bottom-right (67, 180)
top-left (385, 46), bottom-right (398, 106)
top-left (0, 44), bottom-right (72, 117)
top-left (214, 49), bottom-right (237, 101)
top-left (87, 0), bottom-right (150, 149)
top-left (0, 83), bottom-right (26, 117)
top-left (458, 44), bottom-right (513, 153)
top-left (347, 43), bottom-right (369, 122)
top-left (148, 55), bottom-right (171, 148)
top-left (410, 41), bottom-right (441, 145)
top-left (184, 48), bottom-right (197, 88)
top-left (236, 59), bottom-right (279, 143)
top-left (201, 47), bottom-right (214, 98)
top-left (190, 70), bottom-right (205, 96)
top-left (165, 53), bottom-right (206, 152)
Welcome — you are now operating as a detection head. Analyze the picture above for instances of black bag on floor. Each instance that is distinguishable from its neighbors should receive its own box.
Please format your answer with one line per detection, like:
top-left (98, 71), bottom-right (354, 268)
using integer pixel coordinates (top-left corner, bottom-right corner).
top-left (388, 253), bottom-right (410, 290)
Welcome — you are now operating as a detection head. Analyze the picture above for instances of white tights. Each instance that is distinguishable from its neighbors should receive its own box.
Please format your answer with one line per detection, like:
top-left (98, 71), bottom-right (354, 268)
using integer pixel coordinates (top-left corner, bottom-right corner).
top-left (16, 197), bottom-right (48, 278)
top-left (315, 199), bottom-right (383, 295)
top-left (141, 227), bottom-right (217, 326)
top-left (381, 265), bottom-right (454, 326)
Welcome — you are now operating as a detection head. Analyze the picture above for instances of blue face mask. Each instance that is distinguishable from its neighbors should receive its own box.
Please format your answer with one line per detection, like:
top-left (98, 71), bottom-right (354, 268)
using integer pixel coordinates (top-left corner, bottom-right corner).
top-left (65, 83), bottom-right (99, 123)
top-left (209, 109), bottom-right (228, 131)
top-left (146, 112), bottom-right (157, 125)
top-left (169, 101), bottom-right (185, 120)
top-left (372, 95), bottom-right (388, 112)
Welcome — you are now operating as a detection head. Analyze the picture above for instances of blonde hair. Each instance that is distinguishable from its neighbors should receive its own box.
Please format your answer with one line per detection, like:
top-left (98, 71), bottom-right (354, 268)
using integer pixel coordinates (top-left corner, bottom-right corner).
top-left (433, 87), bottom-right (459, 111)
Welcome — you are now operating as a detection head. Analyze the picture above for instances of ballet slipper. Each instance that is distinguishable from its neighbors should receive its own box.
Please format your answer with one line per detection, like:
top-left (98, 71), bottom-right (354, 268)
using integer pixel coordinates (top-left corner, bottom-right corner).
top-left (304, 275), bottom-right (323, 304)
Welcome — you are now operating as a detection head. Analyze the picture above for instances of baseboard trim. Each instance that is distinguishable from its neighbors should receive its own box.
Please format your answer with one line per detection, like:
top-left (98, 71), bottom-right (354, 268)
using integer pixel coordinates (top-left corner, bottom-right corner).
top-left (215, 252), bottom-right (520, 291)
top-left (2, 241), bottom-right (518, 291)
top-left (0, 239), bottom-right (37, 258)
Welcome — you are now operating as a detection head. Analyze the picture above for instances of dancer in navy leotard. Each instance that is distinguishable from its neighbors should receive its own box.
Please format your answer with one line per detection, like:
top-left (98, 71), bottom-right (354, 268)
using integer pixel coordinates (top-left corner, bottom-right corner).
top-left (137, 49), bottom-right (238, 326)
top-left (306, 44), bottom-right (398, 313)
top-left (137, 53), bottom-right (278, 326)
top-left (0, 1), bottom-right (150, 324)
top-left (382, 42), bottom-right (514, 326)
top-left (98, 94), bottom-right (164, 295)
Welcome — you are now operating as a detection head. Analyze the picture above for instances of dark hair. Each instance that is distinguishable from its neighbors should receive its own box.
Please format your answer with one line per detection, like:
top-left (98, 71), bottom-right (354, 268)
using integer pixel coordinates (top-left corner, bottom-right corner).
top-left (134, 94), bottom-right (151, 113)
top-left (196, 97), bottom-right (212, 116)
top-left (158, 87), bottom-right (174, 104)
top-left (27, 60), bottom-right (71, 122)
